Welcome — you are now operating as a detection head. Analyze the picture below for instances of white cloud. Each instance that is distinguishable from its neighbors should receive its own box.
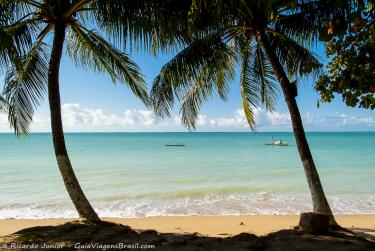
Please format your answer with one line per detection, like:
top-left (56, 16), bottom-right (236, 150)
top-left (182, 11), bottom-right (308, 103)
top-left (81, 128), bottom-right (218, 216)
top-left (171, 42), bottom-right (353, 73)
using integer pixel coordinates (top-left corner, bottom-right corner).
top-left (60, 103), bottom-right (164, 131)
top-left (0, 113), bottom-right (7, 127)
top-left (1, 103), bottom-right (375, 132)
top-left (339, 113), bottom-right (375, 126)
top-left (266, 111), bottom-right (291, 126)
top-left (0, 112), bottom-right (50, 132)
top-left (299, 112), bottom-right (375, 129)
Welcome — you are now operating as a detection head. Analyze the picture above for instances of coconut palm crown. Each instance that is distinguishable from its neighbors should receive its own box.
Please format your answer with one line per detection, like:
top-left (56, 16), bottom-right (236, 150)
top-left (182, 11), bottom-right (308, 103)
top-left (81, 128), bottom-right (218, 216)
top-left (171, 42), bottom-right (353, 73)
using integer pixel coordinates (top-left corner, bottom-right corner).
top-left (0, 0), bottom-right (153, 133)
top-left (150, 0), bottom-right (347, 225)
top-left (0, 0), bottom-right (154, 223)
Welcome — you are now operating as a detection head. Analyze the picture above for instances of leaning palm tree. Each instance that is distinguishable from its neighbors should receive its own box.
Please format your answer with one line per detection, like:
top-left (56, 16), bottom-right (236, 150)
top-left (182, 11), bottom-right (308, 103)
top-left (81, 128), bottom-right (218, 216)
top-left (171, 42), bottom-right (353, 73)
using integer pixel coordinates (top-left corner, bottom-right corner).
top-left (0, 0), bottom-right (151, 223)
top-left (150, 0), bottom-right (344, 225)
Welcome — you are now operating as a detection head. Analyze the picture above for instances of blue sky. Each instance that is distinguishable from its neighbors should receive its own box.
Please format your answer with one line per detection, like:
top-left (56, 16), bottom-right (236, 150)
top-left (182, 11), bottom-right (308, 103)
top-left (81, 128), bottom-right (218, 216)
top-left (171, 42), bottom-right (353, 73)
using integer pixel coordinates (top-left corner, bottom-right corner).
top-left (1, 42), bottom-right (375, 132)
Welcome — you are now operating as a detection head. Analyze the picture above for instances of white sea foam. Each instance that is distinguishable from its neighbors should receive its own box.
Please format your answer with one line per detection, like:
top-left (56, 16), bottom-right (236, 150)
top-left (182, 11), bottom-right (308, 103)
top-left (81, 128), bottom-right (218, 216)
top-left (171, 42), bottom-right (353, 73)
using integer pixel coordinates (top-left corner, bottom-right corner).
top-left (0, 193), bottom-right (374, 219)
top-left (1, 133), bottom-right (374, 219)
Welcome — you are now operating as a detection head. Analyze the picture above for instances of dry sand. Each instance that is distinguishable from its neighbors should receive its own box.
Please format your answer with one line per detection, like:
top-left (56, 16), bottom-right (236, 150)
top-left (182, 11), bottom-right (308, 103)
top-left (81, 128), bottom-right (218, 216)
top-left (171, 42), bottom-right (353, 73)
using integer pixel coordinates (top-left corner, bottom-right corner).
top-left (0, 214), bottom-right (374, 237)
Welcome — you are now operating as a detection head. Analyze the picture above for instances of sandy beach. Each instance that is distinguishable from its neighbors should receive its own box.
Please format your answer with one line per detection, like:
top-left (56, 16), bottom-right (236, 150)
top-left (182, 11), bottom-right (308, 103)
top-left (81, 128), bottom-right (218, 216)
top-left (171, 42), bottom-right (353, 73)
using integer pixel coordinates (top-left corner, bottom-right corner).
top-left (1, 214), bottom-right (374, 237)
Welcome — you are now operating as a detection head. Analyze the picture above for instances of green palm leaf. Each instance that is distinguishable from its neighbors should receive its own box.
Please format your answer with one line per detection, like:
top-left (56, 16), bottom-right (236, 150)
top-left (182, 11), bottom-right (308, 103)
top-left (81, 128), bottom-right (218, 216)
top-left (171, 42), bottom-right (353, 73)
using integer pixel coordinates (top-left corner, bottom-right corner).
top-left (240, 41), bottom-right (258, 131)
top-left (67, 24), bottom-right (149, 106)
top-left (0, 26), bottom-right (14, 69)
top-left (268, 30), bottom-right (322, 79)
top-left (91, 0), bottom-right (192, 53)
top-left (253, 42), bottom-right (278, 111)
top-left (150, 33), bottom-right (235, 124)
top-left (2, 42), bottom-right (49, 135)
top-left (179, 47), bottom-right (235, 129)
top-left (0, 94), bottom-right (6, 111)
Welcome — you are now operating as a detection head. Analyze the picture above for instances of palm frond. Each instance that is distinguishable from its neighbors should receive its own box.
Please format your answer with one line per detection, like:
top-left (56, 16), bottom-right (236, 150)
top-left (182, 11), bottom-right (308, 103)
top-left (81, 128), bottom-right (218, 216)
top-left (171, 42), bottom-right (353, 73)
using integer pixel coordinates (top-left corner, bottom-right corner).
top-left (2, 42), bottom-right (49, 135)
top-left (179, 48), bottom-right (235, 129)
top-left (67, 24), bottom-right (149, 106)
top-left (179, 70), bottom-right (215, 130)
top-left (0, 95), bottom-right (6, 111)
top-left (275, 0), bottom-right (351, 47)
top-left (238, 36), bottom-right (279, 130)
top-left (267, 30), bottom-right (322, 80)
top-left (4, 18), bottom-right (41, 56)
top-left (90, 0), bottom-right (152, 50)
top-left (0, 2), bottom-right (13, 25)
top-left (150, 33), bottom-right (235, 122)
top-left (239, 41), bottom-right (258, 131)
top-left (1, 14), bottom-right (44, 72)
top-left (0, 27), bottom-right (14, 71)
top-left (253, 42), bottom-right (278, 111)
top-left (0, 1), bottom-right (35, 25)
top-left (90, 0), bottom-right (192, 54)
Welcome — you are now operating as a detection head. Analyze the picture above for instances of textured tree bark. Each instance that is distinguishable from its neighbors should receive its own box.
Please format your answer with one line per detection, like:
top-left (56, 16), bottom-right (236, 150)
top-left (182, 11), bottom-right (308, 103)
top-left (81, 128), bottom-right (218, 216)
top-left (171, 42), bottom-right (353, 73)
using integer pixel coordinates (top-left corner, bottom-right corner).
top-left (299, 212), bottom-right (330, 233)
top-left (258, 30), bottom-right (337, 226)
top-left (48, 22), bottom-right (101, 223)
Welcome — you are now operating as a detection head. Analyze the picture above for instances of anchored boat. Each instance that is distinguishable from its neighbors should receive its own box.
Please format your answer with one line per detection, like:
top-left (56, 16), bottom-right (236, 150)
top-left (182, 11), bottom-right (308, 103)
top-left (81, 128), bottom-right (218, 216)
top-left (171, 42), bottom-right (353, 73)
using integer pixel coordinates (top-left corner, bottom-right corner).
top-left (165, 143), bottom-right (185, 147)
top-left (265, 140), bottom-right (288, 146)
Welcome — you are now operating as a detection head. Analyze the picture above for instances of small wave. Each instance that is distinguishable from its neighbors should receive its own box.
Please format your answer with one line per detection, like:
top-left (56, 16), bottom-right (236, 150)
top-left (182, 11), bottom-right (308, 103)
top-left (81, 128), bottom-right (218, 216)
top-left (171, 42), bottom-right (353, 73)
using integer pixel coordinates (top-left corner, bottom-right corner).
top-left (0, 193), bottom-right (374, 219)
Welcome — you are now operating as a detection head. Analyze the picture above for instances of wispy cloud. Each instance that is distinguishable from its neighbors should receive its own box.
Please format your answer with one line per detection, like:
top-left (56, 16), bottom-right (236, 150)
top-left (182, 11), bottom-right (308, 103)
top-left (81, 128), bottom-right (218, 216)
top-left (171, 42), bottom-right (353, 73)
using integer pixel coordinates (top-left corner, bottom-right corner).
top-left (1, 103), bottom-right (374, 132)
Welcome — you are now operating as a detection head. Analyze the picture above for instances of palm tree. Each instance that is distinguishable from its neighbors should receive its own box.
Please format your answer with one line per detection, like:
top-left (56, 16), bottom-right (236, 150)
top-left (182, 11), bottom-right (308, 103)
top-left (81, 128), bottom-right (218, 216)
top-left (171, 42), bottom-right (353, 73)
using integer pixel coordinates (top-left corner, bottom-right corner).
top-left (150, 0), bottom-right (342, 225)
top-left (0, 0), bottom-right (150, 223)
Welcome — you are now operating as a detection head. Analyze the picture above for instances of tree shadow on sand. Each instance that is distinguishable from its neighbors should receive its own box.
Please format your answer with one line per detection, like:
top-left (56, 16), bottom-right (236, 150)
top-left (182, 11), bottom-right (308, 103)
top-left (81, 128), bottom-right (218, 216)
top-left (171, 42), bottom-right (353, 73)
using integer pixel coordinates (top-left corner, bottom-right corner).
top-left (0, 221), bottom-right (374, 250)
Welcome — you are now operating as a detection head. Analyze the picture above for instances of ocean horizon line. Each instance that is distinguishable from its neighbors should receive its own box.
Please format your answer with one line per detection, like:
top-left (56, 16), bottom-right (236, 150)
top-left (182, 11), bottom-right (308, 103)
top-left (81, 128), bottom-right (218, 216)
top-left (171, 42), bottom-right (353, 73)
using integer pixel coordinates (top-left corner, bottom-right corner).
top-left (1, 130), bottom-right (374, 218)
top-left (1, 130), bottom-right (375, 134)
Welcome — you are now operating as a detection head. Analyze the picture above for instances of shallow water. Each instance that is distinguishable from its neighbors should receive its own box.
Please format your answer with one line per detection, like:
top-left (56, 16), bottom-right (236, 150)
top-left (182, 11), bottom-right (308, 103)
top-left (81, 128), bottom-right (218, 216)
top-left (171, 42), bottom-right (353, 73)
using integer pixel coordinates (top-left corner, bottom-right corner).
top-left (0, 132), bottom-right (374, 218)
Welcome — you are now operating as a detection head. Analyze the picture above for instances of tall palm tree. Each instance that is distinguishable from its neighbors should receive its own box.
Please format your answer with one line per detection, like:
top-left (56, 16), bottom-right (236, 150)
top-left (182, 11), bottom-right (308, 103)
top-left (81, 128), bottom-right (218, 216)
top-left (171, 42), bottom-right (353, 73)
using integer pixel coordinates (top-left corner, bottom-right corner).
top-left (0, 0), bottom-right (150, 223)
top-left (150, 0), bottom-right (343, 225)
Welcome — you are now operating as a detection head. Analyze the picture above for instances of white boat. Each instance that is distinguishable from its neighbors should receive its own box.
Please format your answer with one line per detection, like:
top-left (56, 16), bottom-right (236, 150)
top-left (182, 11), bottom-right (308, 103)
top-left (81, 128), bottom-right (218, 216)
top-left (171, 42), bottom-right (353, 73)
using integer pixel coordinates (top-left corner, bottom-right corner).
top-left (265, 139), bottom-right (288, 146)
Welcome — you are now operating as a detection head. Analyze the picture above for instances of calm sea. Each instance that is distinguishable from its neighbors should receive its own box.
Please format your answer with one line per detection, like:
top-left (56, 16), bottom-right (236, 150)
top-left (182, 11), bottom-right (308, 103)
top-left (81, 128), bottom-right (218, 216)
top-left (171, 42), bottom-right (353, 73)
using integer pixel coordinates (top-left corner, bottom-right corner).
top-left (0, 132), bottom-right (374, 218)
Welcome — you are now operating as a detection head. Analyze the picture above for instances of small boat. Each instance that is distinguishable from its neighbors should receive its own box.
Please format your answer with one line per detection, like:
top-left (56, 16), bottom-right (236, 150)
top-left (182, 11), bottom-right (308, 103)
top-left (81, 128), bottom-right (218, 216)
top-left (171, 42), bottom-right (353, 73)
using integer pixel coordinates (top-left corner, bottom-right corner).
top-left (165, 143), bottom-right (185, 147)
top-left (265, 139), bottom-right (288, 146)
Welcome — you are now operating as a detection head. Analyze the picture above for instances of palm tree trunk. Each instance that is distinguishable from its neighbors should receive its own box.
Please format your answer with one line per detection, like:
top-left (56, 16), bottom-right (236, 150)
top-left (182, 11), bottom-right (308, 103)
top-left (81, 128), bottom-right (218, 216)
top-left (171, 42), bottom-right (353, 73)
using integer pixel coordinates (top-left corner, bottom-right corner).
top-left (258, 30), bottom-right (337, 225)
top-left (48, 22), bottom-right (100, 223)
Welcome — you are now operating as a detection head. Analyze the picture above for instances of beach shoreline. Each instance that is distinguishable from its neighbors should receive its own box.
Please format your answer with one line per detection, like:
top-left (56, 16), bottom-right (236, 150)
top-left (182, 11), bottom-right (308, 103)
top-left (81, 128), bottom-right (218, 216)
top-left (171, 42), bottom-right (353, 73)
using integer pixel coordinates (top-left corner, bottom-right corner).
top-left (1, 214), bottom-right (374, 237)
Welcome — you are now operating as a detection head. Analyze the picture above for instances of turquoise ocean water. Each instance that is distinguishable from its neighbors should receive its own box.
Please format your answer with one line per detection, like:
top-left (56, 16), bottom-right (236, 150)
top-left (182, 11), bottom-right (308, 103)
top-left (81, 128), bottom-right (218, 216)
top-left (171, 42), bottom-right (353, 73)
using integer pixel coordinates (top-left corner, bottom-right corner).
top-left (0, 132), bottom-right (374, 218)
